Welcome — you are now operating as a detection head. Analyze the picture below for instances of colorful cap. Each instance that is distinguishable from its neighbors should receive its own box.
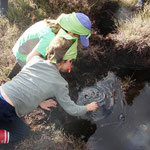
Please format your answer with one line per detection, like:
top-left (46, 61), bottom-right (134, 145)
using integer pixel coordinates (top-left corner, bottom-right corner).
top-left (57, 12), bottom-right (91, 47)
top-left (76, 13), bottom-right (91, 47)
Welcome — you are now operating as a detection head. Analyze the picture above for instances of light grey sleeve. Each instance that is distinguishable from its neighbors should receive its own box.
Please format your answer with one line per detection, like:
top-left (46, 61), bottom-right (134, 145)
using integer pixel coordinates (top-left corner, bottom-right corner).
top-left (55, 83), bottom-right (87, 116)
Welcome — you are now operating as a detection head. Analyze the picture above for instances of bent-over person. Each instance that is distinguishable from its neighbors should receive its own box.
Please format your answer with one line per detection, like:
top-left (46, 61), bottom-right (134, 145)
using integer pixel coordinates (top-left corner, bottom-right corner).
top-left (0, 36), bottom-right (98, 144)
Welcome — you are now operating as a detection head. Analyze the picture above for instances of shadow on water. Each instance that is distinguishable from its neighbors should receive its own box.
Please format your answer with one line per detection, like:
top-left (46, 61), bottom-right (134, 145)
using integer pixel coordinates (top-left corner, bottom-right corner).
top-left (62, 68), bottom-right (150, 150)
top-left (87, 83), bottom-right (150, 150)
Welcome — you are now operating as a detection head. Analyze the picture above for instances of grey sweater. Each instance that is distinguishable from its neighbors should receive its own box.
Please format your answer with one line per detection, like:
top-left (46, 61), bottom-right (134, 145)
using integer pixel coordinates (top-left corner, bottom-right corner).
top-left (2, 56), bottom-right (87, 117)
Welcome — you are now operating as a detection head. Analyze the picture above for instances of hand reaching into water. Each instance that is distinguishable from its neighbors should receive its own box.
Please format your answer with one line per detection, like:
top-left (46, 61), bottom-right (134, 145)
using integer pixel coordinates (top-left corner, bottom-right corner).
top-left (86, 102), bottom-right (98, 112)
top-left (40, 99), bottom-right (57, 111)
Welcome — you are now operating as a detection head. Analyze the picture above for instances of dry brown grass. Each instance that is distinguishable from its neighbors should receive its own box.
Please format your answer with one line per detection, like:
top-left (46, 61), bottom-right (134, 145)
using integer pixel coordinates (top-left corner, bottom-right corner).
top-left (112, 0), bottom-right (138, 7)
top-left (0, 17), bottom-right (21, 82)
top-left (13, 120), bottom-right (89, 150)
top-left (0, 1), bottom-right (92, 149)
top-left (114, 4), bottom-right (150, 48)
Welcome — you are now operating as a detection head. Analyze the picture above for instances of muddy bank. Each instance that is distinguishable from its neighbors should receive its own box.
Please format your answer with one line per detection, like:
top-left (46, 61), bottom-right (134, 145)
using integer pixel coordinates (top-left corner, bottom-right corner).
top-left (85, 1), bottom-right (150, 70)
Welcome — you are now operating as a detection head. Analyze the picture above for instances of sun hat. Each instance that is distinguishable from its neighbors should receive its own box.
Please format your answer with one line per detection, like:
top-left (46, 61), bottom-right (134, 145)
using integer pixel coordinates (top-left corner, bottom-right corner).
top-left (76, 13), bottom-right (91, 47)
top-left (57, 12), bottom-right (91, 47)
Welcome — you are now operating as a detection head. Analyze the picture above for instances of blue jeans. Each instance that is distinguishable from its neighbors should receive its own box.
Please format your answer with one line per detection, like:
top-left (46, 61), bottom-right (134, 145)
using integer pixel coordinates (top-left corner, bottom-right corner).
top-left (0, 91), bottom-right (29, 143)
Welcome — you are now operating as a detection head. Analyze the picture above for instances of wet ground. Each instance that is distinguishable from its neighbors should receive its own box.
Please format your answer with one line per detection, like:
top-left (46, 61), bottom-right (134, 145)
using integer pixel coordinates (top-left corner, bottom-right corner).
top-left (63, 68), bottom-right (150, 150)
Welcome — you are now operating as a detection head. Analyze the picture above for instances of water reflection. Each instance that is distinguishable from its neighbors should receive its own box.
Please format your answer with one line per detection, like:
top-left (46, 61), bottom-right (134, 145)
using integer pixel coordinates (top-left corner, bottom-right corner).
top-left (77, 72), bottom-right (125, 122)
top-left (51, 69), bottom-right (150, 150)
top-left (87, 82), bottom-right (150, 150)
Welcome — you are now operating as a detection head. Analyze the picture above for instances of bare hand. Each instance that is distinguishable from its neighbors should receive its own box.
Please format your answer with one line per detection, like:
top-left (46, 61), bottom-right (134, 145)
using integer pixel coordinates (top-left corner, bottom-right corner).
top-left (40, 99), bottom-right (57, 111)
top-left (86, 102), bottom-right (98, 112)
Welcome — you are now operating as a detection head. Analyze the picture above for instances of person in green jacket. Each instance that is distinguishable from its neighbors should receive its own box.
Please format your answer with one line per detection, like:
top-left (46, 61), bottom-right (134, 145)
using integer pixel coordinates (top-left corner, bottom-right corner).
top-left (0, 35), bottom-right (98, 144)
top-left (8, 12), bottom-right (92, 78)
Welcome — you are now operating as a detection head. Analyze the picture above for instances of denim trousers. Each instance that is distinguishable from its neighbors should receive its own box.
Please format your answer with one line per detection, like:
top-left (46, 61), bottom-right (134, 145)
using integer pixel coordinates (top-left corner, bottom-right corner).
top-left (0, 92), bottom-right (29, 143)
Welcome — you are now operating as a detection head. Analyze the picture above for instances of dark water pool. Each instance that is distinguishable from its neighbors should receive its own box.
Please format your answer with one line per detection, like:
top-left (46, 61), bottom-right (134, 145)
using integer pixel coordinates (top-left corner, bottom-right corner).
top-left (87, 82), bottom-right (150, 150)
top-left (63, 69), bottom-right (150, 150)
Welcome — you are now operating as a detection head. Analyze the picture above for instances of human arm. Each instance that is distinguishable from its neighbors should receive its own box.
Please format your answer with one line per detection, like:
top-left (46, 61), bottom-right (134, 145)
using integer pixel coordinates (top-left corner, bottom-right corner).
top-left (55, 84), bottom-right (98, 116)
top-left (26, 34), bottom-right (55, 63)
top-left (40, 99), bottom-right (57, 111)
top-left (26, 49), bottom-right (42, 63)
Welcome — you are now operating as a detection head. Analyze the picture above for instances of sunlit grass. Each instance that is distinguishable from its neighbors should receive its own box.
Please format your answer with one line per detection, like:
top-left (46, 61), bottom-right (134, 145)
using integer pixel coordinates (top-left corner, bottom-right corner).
top-left (114, 4), bottom-right (150, 47)
top-left (7, 0), bottom-right (48, 29)
top-left (0, 17), bottom-right (20, 82)
top-left (112, 0), bottom-right (137, 7)
top-left (0, 0), bottom-right (91, 149)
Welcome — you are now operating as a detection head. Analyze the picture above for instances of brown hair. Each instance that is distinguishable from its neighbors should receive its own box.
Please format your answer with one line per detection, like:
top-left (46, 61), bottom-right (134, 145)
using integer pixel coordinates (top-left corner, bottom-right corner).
top-left (46, 36), bottom-right (74, 63)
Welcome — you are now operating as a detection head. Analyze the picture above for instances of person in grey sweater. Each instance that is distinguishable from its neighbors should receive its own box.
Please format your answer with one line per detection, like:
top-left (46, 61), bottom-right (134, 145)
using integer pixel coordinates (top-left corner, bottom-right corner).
top-left (0, 36), bottom-right (98, 144)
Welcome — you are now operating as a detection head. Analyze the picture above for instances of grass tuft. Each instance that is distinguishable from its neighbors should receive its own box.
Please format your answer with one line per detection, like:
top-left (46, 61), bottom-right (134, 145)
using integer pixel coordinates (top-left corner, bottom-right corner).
top-left (114, 4), bottom-right (150, 49)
